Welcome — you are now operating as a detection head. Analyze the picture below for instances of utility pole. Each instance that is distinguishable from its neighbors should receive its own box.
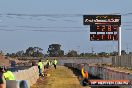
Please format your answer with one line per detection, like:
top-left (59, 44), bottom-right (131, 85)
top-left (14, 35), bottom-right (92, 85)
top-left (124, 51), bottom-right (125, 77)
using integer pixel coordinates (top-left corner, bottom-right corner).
top-left (118, 26), bottom-right (121, 56)
top-left (126, 43), bottom-right (129, 54)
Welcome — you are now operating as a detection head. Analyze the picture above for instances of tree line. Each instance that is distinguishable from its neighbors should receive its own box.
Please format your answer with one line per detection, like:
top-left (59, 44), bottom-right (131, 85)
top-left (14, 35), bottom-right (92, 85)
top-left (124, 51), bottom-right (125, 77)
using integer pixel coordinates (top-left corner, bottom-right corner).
top-left (5, 44), bottom-right (132, 58)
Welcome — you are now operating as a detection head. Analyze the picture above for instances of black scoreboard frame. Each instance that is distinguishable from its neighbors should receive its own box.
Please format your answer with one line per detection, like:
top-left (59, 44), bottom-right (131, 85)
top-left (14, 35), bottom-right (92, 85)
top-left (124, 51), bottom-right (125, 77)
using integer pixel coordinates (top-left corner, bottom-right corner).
top-left (83, 15), bottom-right (121, 25)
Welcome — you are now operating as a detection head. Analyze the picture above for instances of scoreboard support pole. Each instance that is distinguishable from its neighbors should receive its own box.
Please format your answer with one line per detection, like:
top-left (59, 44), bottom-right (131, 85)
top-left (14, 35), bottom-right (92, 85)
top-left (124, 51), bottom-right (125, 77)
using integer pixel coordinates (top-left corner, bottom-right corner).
top-left (118, 26), bottom-right (121, 56)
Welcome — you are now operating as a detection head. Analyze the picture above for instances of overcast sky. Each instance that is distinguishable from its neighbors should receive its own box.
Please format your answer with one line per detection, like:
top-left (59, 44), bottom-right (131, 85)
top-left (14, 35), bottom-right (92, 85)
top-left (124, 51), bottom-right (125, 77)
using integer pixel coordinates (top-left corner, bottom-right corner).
top-left (0, 0), bottom-right (132, 54)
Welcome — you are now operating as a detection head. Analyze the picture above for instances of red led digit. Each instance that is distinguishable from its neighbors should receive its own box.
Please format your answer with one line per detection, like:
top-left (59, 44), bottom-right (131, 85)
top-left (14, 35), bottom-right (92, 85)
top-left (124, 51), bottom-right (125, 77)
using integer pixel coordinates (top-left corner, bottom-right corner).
top-left (108, 34), bottom-right (112, 40)
top-left (97, 34), bottom-right (101, 40)
top-left (102, 25), bottom-right (105, 32)
top-left (90, 34), bottom-right (97, 41)
top-left (113, 25), bottom-right (118, 31)
top-left (108, 25), bottom-right (111, 32)
top-left (102, 34), bottom-right (106, 40)
top-left (90, 34), bottom-right (94, 40)
top-left (97, 25), bottom-right (100, 31)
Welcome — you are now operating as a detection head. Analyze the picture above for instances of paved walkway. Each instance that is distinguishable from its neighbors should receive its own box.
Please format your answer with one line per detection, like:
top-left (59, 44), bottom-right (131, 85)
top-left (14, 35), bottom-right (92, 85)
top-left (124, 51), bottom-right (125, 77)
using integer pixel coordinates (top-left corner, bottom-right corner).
top-left (31, 66), bottom-right (90, 88)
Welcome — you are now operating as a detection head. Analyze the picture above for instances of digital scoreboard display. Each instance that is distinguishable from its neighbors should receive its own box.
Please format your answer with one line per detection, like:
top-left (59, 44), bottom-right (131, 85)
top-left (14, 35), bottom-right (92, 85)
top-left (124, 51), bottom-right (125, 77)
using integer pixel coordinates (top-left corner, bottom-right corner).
top-left (90, 25), bottom-right (119, 32)
top-left (83, 15), bottom-right (121, 25)
top-left (90, 34), bottom-right (118, 41)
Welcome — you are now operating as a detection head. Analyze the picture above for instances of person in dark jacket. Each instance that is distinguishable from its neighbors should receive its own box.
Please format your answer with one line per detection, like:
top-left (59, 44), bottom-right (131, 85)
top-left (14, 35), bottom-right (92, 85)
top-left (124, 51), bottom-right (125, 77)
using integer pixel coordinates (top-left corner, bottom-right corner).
top-left (53, 59), bottom-right (58, 69)
top-left (0, 66), bottom-right (6, 88)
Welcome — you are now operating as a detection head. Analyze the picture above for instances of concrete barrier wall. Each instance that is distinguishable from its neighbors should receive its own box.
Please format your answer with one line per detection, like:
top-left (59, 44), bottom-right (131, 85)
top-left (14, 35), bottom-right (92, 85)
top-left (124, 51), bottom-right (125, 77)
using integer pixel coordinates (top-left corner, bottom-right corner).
top-left (58, 57), bottom-right (112, 65)
top-left (6, 80), bottom-right (29, 88)
top-left (13, 66), bottom-right (39, 87)
top-left (64, 63), bottom-right (132, 88)
top-left (112, 55), bottom-right (132, 68)
top-left (18, 57), bottom-right (112, 65)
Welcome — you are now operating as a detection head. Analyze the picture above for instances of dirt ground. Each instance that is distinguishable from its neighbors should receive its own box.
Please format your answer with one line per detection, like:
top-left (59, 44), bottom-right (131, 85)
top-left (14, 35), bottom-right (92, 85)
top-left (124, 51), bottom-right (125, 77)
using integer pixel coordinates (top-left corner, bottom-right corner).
top-left (31, 66), bottom-right (90, 88)
top-left (0, 55), bottom-right (10, 66)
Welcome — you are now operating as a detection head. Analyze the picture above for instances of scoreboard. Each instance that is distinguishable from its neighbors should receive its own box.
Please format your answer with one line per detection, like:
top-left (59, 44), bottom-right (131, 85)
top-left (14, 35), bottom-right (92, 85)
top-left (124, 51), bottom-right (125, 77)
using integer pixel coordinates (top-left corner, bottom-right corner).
top-left (90, 25), bottom-right (119, 32)
top-left (90, 34), bottom-right (118, 41)
top-left (83, 15), bottom-right (121, 41)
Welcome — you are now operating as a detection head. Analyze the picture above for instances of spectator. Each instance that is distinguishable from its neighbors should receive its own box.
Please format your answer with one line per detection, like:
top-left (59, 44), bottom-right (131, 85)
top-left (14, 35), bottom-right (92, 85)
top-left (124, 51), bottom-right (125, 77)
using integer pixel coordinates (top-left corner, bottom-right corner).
top-left (0, 66), bottom-right (6, 88)
top-left (53, 59), bottom-right (58, 69)
top-left (3, 66), bottom-right (15, 80)
top-left (45, 59), bottom-right (50, 69)
top-left (38, 60), bottom-right (43, 76)
top-left (80, 64), bottom-right (89, 86)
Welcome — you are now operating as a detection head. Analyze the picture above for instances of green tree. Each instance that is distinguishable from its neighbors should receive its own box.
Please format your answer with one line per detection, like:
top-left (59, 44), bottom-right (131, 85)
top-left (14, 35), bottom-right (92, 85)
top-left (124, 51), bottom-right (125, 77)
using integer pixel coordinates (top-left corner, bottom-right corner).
top-left (10, 53), bottom-right (16, 58)
top-left (6, 53), bottom-right (10, 57)
top-left (25, 47), bottom-right (44, 57)
top-left (16, 50), bottom-right (24, 57)
top-left (67, 50), bottom-right (78, 57)
top-left (6, 47), bottom-right (44, 58)
top-left (98, 52), bottom-right (108, 57)
top-left (80, 53), bottom-right (85, 57)
top-left (121, 50), bottom-right (126, 55)
top-left (110, 51), bottom-right (118, 56)
top-left (129, 52), bottom-right (132, 55)
top-left (47, 44), bottom-right (64, 57)
top-left (25, 47), bottom-right (34, 56)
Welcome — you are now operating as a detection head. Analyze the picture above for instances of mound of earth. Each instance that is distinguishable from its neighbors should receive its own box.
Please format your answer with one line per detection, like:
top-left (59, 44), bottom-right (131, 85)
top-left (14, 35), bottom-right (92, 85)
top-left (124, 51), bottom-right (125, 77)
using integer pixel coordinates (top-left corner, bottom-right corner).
top-left (0, 54), bottom-right (10, 66)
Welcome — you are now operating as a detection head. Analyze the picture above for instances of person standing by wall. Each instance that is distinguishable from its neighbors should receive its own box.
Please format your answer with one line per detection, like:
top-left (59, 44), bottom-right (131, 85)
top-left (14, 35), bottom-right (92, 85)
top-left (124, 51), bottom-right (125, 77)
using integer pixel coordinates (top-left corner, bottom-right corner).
top-left (38, 60), bottom-right (43, 76)
top-left (3, 66), bottom-right (15, 80)
top-left (0, 66), bottom-right (6, 88)
top-left (80, 64), bottom-right (89, 86)
top-left (45, 59), bottom-right (50, 69)
top-left (53, 59), bottom-right (58, 69)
